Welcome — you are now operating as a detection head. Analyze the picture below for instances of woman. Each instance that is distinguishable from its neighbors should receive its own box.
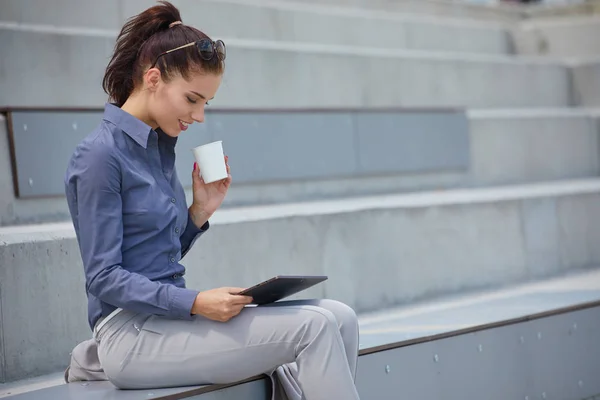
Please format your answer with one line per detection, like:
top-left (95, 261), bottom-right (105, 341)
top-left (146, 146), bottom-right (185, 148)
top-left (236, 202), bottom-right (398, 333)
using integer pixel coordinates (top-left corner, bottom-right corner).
top-left (63, 2), bottom-right (360, 399)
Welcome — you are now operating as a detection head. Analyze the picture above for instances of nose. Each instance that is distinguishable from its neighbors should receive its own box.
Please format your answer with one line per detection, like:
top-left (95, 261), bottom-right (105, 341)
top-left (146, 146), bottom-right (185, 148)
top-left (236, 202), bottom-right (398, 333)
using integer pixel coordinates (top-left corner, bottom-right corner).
top-left (191, 108), bottom-right (205, 124)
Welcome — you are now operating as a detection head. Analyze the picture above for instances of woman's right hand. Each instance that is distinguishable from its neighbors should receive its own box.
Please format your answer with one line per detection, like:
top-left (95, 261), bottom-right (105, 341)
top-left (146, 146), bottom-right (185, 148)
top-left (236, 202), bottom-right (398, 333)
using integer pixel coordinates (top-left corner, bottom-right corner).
top-left (192, 287), bottom-right (253, 322)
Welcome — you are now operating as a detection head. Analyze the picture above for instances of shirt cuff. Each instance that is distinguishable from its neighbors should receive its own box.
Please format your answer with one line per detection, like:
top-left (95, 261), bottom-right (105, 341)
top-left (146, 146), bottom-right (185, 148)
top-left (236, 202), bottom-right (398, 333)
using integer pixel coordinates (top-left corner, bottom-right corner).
top-left (169, 287), bottom-right (200, 320)
top-left (186, 212), bottom-right (209, 235)
top-left (180, 213), bottom-right (209, 258)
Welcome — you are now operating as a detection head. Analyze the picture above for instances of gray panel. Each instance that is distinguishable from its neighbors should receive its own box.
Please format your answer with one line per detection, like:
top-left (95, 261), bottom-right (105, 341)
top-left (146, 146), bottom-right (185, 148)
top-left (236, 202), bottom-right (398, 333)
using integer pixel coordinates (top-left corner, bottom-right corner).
top-left (434, 326), bottom-right (532, 400)
top-left (10, 111), bottom-right (102, 197)
top-left (9, 111), bottom-right (211, 197)
top-left (356, 341), bottom-right (442, 399)
top-left (8, 109), bottom-right (469, 197)
top-left (206, 112), bottom-right (357, 183)
top-left (356, 306), bottom-right (600, 400)
top-left (355, 111), bottom-right (470, 174)
top-left (528, 308), bottom-right (600, 399)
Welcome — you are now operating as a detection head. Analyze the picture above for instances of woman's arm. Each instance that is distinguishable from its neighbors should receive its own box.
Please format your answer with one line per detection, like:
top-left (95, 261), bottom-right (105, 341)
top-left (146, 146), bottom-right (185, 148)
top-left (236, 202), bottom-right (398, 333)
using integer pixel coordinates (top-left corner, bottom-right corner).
top-left (179, 159), bottom-right (231, 257)
top-left (73, 143), bottom-right (199, 319)
top-left (179, 206), bottom-right (210, 258)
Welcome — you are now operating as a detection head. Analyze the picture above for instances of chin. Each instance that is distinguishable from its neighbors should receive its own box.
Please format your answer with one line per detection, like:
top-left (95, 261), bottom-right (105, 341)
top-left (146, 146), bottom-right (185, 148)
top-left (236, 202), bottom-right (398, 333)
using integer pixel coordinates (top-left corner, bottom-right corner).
top-left (161, 126), bottom-right (180, 137)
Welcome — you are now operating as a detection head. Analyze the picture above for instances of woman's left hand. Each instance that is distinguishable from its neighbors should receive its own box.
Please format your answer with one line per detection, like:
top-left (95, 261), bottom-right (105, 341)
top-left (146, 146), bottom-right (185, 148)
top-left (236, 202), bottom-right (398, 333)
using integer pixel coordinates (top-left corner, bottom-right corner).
top-left (189, 156), bottom-right (232, 227)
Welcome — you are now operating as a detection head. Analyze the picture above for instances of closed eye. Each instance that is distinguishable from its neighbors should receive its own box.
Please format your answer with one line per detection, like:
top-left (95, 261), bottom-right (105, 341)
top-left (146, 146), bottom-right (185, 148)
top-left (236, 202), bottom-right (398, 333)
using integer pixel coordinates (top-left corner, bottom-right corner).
top-left (186, 96), bottom-right (197, 104)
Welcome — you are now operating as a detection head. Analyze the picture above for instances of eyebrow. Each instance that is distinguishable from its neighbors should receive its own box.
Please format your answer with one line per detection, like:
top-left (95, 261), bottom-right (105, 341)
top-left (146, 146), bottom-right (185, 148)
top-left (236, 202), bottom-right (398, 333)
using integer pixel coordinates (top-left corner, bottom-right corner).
top-left (190, 91), bottom-right (215, 100)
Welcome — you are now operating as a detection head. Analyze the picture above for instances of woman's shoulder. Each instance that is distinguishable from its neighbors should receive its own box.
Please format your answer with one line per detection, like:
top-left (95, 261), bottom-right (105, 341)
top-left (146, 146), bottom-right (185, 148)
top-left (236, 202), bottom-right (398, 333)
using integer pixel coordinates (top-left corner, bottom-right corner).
top-left (67, 121), bottom-right (125, 174)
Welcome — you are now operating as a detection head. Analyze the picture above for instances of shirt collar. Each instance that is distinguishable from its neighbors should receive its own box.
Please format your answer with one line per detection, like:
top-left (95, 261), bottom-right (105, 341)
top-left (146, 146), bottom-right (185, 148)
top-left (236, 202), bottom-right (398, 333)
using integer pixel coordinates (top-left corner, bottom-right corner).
top-left (103, 103), bottom-right (153, 149)
top-left (157, 128), bottom-right (178, 148)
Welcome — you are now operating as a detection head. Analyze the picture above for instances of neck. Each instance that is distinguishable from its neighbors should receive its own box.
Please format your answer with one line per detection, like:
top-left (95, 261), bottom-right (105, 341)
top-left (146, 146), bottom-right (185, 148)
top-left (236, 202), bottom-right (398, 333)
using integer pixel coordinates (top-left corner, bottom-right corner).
top-left (121, 92), bottom-right (157, 129)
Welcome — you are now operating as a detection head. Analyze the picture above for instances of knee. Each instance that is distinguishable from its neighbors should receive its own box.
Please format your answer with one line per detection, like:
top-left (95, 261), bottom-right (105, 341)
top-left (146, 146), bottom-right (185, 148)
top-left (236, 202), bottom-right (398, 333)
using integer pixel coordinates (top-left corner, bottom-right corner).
top-left (319, 299), bottom-right (358, 327)
top-left (300, 306), bottom-right (339, 337)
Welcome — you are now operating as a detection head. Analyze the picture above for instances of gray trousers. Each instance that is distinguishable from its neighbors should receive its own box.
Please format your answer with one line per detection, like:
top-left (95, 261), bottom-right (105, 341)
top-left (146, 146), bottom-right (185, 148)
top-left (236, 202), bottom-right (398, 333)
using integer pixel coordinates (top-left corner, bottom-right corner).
top-left (68, 299), bottom-right (360, 400)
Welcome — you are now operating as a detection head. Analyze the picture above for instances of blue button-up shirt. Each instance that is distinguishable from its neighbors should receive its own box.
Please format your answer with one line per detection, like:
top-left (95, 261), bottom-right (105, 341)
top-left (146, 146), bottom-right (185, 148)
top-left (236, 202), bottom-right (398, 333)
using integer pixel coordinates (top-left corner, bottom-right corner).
top-left (65, 103), bottom-right (208, 331)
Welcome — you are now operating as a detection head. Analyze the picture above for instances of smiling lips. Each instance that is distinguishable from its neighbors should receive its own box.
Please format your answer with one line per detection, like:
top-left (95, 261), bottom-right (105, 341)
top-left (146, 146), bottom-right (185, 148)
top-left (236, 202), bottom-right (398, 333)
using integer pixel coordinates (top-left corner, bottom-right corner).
top-left (179, 120), bottom-right (191, 131)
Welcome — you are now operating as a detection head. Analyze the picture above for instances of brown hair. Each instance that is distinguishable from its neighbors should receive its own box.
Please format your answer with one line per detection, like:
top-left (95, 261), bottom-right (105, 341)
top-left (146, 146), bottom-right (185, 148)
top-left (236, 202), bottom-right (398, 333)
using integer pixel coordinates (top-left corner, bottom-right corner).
top-left (102, 0), bottom-right (224, 107)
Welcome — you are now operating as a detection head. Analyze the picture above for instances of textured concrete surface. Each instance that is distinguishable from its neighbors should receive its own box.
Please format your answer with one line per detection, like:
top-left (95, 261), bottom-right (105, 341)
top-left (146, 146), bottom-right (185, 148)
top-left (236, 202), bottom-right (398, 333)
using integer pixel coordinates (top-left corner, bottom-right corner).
top-left (0, 0), bottom-right (512, 55)
top-left (0, 27), bottom-right (572, 109)
top-left (126, 0), bottom-right (512, 55)
top-left (570, 59), bottom-right (600, 106)
top-left (513, 16), bottom-right (600, 57)
top-left (2, 179), bottom-right (600, 381)
top-left (235, 0), bottom-right (525, 21)
top-left (467, 108), bottom-right (600, 186)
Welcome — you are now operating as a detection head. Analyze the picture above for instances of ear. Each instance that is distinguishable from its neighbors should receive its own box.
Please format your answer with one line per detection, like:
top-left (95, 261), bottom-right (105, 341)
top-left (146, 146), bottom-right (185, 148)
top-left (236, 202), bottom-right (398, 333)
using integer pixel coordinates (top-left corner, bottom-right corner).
top-left (144, 68), bottom-right (162, 92)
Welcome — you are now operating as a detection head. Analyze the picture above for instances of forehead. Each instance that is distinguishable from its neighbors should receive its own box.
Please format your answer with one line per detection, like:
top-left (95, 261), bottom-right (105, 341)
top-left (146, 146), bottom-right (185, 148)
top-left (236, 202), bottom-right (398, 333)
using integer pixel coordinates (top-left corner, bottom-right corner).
top-left (171, 72), bottom-right (222, 93)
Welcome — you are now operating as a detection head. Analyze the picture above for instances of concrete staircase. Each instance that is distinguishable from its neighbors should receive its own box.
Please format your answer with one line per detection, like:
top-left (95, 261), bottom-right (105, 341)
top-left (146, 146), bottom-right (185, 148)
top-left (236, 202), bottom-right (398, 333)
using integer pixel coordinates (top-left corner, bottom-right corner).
top-left (2, 0), bottom-right (600, 387)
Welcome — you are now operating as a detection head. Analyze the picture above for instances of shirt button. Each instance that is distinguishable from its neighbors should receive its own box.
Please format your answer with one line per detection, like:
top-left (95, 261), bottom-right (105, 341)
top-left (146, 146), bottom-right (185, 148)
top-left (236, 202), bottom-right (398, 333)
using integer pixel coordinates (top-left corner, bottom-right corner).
top-left (175, 227), bottom-right (180, 234)
top-left (171, 198), bottom-right (176, 203)
top-left (170, 257), bottom-right (175, 263)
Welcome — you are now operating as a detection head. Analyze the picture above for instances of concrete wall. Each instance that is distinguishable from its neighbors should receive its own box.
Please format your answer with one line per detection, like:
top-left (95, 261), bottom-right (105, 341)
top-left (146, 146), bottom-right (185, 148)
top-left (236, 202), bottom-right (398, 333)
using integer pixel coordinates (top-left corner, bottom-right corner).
top-left (236, 0), bottom-right (524, 21)
top-left (8, 109), bottom-right (471, 198)
top-left (0, 27), bottom-right (573, 109)
top-left (3, 107), bottom-right (600, 225)
top-left (0, 0), bottom-right (512, 55)
top-left (570, 59), bottom-right (600, 107)
top-left (124, 0), bottom-right (512, 55)
top-left (513, 16), bottom-right (600, 57)
top-left (2, 179), bottom-right (600, 381)
top-left (467, 109), bottom-right (600, 186)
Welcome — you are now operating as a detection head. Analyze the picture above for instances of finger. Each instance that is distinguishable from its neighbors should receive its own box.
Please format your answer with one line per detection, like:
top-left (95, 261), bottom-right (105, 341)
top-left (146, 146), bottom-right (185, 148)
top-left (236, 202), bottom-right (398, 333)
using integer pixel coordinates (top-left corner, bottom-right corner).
top-left (230, 294), bottom-right (254, 305)
top-left (226, 287), bottom-right (248, 294)
top-left (222, 174), bottom-right (232, 188)
top-left (192, 162), bottom-right (201, 181)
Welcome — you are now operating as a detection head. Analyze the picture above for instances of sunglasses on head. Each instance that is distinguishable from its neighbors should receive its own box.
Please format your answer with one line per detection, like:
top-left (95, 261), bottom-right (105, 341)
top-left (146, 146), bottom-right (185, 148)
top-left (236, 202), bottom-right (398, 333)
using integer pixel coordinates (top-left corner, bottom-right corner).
top-left (150, 39), bottom-right (226, 69)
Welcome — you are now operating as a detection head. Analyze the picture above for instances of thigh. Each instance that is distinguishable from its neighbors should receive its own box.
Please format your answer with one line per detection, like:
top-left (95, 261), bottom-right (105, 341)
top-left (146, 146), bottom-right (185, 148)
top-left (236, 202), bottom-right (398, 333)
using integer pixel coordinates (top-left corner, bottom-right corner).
top-left (264, 298), bottom-right (358, 329)
top-left (106, 303), bottom-right (337, 389)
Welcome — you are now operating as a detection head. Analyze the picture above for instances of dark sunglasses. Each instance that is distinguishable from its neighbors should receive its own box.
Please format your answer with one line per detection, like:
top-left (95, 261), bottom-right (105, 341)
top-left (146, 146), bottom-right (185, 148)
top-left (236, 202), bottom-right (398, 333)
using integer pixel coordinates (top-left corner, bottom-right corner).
top-left (151, 39), bottom-right (226, 68)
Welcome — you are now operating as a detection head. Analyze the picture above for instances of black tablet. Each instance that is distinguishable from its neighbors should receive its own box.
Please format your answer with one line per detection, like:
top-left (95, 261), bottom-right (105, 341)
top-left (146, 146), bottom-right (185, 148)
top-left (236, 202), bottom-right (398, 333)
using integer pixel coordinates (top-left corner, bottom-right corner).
top-left (237, 275), bottom-right (328, 305)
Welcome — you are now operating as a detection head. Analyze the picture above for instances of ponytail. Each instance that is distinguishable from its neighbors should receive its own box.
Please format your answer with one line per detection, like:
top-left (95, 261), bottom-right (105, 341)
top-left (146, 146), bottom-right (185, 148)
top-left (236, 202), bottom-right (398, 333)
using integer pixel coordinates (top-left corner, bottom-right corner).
top-left (102, 1), bottom-right (223, 107)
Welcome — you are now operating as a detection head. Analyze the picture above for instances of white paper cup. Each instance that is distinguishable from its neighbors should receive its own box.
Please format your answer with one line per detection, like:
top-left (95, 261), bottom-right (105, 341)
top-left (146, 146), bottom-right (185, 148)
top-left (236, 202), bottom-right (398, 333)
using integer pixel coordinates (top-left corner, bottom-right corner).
top-left (192, 141), bottom-right (228, 184)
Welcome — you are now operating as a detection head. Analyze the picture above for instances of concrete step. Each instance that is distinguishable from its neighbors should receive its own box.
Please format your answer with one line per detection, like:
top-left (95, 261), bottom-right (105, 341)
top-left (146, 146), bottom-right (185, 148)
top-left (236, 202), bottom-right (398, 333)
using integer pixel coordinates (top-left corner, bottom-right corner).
top-left (238, 0), bottom-right (600, 21)
top-left (228, 0), bottom-right (526, 21)
top-left (513, 16), bottom-right (600, 57)
top-left (2, 267), bottom-right (599, 396)
top-left (0, 0), bottom-right (512, 55)
top-left (2, 108), bottom-right (599, 226)
top-left (126, 0), bottom-right (513, 56)
top-left (0, 26), bottom-right (572, 109)
top-left (2, 178), bottom-right (600, 382)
